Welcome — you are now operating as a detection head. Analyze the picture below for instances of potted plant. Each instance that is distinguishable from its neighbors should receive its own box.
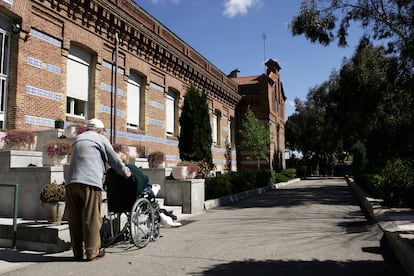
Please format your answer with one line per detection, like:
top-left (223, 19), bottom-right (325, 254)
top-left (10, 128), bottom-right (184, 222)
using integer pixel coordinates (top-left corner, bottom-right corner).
top-left (39, 181), bottom-right (66, 224)
top-left (147, 151), bottom-right (165, 168)
top-left (1, 130), bottom-right (36, 151)
top-left (64, 123), bottom-right (86, 138)
top-left (54, 118), bottom-right (65, 129)
top-left (136, 144), bottom-right (146, 158)
top-left (172, 161), bottom-right (199, 180)
top-left (46, 140), bottom-right (72, 165)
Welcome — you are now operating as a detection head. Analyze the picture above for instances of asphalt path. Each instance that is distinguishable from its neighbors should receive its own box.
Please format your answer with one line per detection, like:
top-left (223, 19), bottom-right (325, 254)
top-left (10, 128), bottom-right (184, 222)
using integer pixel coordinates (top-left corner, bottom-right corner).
top-left (0, 178), bottom-right (405, 275)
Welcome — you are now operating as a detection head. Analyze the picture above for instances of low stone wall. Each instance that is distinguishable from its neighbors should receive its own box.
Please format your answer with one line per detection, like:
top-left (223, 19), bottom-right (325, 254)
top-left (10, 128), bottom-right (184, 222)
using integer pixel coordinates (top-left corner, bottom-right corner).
top-left (0, 150), bottom-right (65, 220)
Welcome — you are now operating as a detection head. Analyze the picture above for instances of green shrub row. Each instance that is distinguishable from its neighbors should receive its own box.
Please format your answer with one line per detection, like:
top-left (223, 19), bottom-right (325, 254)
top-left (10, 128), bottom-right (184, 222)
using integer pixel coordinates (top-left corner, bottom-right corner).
top-left (357, 158), bottom-right (414, 209)
top-left (205, 169), bottom-right (297, 200)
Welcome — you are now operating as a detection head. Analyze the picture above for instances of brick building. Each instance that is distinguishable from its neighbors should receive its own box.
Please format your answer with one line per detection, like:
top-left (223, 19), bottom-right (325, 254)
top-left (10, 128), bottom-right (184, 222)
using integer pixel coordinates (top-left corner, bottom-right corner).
top-left (232, 59), bottom-right (286, 171)
top-left (0, 0), bottom-right (243, 172)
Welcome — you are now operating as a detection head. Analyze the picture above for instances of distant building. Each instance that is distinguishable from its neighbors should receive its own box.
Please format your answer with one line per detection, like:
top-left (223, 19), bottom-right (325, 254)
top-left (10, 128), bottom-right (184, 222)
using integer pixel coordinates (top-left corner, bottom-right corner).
top-left (232, 59), bottom-right (286, 171)
top-left (0, 0), bottom-right (241, 171)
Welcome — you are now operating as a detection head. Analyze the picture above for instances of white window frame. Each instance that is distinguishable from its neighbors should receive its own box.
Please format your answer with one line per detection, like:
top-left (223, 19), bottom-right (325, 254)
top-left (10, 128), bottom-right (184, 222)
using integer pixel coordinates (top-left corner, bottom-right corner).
top-left (66, 45), bottom-right (90, 118)
top-left (0, 28), bottom-right (10, 129)
top-left (166, 91), bottom-right (176, 136)
top-left (127, 73), bottom-right (141, 129)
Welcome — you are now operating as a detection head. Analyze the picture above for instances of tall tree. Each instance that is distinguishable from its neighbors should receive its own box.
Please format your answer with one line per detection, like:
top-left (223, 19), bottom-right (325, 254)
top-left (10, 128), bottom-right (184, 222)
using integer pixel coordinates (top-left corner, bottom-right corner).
top-left (178, 86), bottom-right (213, 164)
top-left (239, 106), bottom-right (270, 170)
top-left (289, 0), bottom-right (414, 63)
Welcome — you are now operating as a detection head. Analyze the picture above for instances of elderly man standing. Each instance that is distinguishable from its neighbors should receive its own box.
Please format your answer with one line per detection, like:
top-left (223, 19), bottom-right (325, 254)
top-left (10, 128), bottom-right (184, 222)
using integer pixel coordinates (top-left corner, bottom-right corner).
top-left (66, 118), bottom-right (131, 261)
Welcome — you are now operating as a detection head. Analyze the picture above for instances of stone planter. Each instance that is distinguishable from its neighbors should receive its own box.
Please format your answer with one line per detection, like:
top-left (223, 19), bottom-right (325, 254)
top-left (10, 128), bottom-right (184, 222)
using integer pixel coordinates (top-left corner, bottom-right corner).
top-left (41, 201), bottom-right (66, 224)
top-left (171, 166), bottom-right (196, 180)
top-left (171, 166), bottom-right (188, 180)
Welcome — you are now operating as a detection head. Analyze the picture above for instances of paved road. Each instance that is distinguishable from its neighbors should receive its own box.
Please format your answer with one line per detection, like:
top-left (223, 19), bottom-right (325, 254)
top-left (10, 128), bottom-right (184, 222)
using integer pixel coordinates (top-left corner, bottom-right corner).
top-left (0, 178), bottom-right (406, 275)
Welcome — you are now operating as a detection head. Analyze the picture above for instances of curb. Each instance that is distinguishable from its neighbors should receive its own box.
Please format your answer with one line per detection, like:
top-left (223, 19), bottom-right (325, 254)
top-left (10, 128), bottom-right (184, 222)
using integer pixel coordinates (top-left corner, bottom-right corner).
top-left (204, 178), bottom-right (301, 211)
top-left (346, 177), bottom-right (414, 276)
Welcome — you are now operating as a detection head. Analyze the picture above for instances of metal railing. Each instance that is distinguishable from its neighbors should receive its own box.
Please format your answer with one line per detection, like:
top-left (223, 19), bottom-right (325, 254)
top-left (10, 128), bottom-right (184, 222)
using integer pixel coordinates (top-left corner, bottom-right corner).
top-left (0, 183), bottom-right (19, 250)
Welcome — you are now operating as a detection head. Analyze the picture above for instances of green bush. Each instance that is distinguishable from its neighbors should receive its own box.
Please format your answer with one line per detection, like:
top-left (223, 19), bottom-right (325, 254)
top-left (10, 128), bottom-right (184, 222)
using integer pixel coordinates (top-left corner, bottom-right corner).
top-left (272, 173), bottom-right (290, 183)
top-left (351, 141), bottom-right (367, 183)
top-left (296, 165), bottom-right (307, 178)
top-left (256, 170), bottom-right (273, 187)
top-left (205, 174), bottom-right (232, 200)
top-left (230, 170), bottom-right (256, 193)
top-left (359, 173), bottom-right (384, 198)
top-left (280, 168), bottom-right (296, 179)
top-left (380, 159), bottom-right (414, 208)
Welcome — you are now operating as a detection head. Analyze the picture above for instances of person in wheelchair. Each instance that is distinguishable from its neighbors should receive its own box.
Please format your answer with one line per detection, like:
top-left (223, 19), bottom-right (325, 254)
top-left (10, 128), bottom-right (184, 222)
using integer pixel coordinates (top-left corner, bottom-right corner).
top-left (104, 152), bottom-right (152, 213)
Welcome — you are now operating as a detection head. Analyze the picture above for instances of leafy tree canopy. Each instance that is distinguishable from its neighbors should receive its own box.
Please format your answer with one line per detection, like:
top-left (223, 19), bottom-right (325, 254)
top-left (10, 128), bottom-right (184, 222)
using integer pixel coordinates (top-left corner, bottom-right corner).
top-left (239, 106), bottom-right (270, 170)
top-left (289, 0), bottom-right (414, 63)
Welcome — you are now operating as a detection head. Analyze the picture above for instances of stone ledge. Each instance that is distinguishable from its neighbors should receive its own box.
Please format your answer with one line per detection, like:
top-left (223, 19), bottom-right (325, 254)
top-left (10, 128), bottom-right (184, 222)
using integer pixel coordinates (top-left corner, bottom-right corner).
top-left (0, 219), bottom-right (71, 253)
top-left (346, 177), bottom-right (414, 276)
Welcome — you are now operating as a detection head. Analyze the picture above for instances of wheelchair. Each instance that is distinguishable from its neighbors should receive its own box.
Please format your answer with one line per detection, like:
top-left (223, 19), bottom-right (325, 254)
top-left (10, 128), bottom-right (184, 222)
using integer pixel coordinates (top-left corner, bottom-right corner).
top-left (100, 168), bottom-right (161, 248)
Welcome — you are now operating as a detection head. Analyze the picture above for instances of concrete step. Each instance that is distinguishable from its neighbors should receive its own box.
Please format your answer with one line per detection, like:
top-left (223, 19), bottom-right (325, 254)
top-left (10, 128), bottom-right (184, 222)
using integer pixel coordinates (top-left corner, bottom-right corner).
top-left (0, 218), bottom-right (71, 253)
top-left (0, 202), bottom-right (186, 253)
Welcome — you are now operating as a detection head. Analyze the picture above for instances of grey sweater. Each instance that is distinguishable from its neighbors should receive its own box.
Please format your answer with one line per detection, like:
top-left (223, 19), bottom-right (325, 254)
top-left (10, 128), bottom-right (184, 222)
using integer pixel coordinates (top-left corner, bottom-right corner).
top-left (66, 130), bottom-right (130, 190)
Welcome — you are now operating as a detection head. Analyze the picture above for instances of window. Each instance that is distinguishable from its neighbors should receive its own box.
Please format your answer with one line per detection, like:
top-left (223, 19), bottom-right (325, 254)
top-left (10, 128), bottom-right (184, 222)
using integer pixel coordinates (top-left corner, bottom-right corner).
top-left (0, 29), bottom-right (10, 129)
top-left (127, 72), bottom-right (141, 129)
top-left (66, 45), bottom-right (90, 118)
top-left (166, 91), bottom-right (177, 136)
top-left (212, 110), bottom-right (221, 145)
top-left (228, 117), bottom-right (234, 147)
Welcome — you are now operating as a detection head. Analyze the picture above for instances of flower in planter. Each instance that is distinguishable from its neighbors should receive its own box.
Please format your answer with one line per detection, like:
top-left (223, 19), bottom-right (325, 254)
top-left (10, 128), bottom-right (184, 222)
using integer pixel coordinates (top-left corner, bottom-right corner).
top-left (177, 161), bottom-right (199, 178)
top-left (40, 181), bottom-right (66, 202)
top-left (64, 123), bottom-right (86, 138)
top-left (147, 151), bottom-right (165, 168)
top-left (136, 144), bottom-right (146, 158)
top-left (112, 143), bottom-right (128, 154)
top-left (2, 130), bottom-right (35, 150)
top-left (46, 140), bottom-right (72, 157)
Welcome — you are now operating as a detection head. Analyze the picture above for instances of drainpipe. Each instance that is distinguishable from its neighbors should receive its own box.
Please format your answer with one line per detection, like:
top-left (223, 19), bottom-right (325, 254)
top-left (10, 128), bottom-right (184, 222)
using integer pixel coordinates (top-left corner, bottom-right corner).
top-left (113, 33), bottom-right (119, 144)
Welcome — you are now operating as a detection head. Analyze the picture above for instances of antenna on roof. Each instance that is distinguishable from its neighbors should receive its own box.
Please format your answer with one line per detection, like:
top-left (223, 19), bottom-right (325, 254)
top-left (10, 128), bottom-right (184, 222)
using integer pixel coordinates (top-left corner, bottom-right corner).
top-left (262, 33), bottom-right (266, 73)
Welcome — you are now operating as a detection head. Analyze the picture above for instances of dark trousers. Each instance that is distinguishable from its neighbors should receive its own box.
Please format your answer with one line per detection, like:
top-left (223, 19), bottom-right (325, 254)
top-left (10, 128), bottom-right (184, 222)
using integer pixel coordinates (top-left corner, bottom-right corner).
top-left (65, 183), bottom-right (102, 260)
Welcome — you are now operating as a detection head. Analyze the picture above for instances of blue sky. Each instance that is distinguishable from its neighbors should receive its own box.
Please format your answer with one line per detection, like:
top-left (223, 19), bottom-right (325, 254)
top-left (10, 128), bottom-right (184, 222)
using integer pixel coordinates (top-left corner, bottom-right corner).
top-left (135, 0), bottom-right (363, 119)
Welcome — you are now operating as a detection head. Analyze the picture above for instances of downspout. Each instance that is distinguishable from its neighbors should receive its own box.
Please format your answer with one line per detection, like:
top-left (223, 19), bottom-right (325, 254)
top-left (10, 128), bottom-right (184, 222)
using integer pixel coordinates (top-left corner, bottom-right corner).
top-left (113, 33), bottom-right (119, 144)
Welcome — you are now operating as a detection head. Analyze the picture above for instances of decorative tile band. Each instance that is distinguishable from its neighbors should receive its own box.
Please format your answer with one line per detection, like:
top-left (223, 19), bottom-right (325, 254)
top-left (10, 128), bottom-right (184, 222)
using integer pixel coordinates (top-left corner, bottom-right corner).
top-left (102, 60), bottom-right (125, 75)
top-left (100, 106), bottom-right (124, 116)
top-left (26, 85), bottom-right (61, 101)
top-left (27, 57), bottom-right (61, 75)
top-left (148, 100), bottom-right (164, 110)
top-left (24, 115), bottom-right (54, 127)
top-left (100, 83), bottom-right (124, 96)
top-left (1, 0), bottom-right (13, 5)
top-left (30, 28), bottom-right (62, 47)
top-left (149, 82), bottom-right (164, 92)
top-left (148, 118), bottom-right (164, 126)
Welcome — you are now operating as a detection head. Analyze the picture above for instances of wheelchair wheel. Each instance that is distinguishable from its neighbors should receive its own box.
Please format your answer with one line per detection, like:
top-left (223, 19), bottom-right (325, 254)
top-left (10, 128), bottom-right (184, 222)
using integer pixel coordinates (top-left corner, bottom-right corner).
top-left (130, 197), bottom-right (154, 248)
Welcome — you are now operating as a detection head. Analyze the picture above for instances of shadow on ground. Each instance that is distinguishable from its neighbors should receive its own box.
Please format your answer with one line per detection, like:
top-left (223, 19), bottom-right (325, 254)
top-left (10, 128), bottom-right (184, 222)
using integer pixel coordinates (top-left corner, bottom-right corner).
top-left (191, 257), bottom-right (405, 276)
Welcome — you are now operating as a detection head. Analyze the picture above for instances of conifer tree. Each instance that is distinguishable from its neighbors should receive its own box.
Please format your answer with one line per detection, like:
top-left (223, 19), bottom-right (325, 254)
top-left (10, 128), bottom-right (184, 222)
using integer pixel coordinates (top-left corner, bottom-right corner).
top-left (178, 86), bottom-right (213, 164)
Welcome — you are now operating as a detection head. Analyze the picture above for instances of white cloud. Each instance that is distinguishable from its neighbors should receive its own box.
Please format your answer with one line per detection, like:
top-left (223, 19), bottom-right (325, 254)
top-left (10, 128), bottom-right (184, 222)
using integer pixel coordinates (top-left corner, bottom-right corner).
top-left (287, 99), bottom-right (295, 107)
top-left (223, 0), bottom-right (261, 17)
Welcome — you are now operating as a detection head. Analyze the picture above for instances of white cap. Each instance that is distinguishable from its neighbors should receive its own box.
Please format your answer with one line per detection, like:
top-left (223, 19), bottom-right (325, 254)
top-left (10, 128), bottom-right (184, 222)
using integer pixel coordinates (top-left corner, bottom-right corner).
top-left (87, 118), bottom-right (105, 130)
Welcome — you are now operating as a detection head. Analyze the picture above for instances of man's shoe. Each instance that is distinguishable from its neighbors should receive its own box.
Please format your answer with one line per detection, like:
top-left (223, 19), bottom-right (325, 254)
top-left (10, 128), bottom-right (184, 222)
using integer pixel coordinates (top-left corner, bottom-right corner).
top-left (87, 250), bottom-right (105, 261)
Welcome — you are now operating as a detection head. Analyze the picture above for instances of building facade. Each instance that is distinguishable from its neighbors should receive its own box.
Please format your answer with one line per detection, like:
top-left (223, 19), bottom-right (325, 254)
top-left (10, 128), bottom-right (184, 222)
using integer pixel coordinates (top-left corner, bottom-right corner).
top-left (233, 59), bottom-right (286, 171)
top-left (0, 0), bottom-right (241, 171)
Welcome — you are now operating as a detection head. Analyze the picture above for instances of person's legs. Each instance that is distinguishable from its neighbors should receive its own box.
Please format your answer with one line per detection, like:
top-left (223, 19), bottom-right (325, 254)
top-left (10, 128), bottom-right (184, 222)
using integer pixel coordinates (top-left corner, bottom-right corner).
top-left (83, 186), bottom-right (103, 260)
top-left (65, 184), bottom-right (86, 260)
